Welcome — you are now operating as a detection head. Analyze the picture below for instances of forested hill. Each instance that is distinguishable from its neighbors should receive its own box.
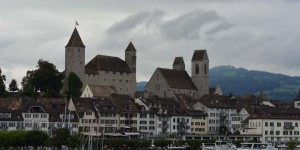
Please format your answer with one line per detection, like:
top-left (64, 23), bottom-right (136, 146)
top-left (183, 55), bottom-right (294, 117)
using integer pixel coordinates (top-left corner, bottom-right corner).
top-left (209, 65), bottom-right (300, 102)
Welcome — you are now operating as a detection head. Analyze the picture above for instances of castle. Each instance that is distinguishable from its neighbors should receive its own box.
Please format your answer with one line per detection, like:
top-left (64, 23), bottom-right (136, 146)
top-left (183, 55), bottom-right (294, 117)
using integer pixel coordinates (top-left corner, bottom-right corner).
top-left (65, 27), bottom-right (209, 99)
top-left (64, 28), bottom-right (136, 97)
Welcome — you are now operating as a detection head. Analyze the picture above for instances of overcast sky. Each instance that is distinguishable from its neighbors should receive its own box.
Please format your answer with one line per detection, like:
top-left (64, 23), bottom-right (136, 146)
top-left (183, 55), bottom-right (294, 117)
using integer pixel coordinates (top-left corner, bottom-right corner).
top-left (1, 0), bottom-right (300, 88)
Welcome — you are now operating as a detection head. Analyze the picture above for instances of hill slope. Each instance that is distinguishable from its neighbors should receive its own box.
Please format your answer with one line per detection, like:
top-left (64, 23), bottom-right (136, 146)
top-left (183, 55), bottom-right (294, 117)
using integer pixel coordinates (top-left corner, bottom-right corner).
top-left (209, 65), bottom-right (300, 102)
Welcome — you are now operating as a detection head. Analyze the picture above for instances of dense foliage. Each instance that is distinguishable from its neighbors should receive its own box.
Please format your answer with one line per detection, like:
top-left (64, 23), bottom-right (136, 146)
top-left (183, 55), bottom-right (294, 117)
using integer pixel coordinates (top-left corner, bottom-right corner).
top-left (0, 68), bottom-right (6, 97)
top-left (9, 79), bottom-right (19, 92)
top-left (0, 130), bottom-right (48, 149)
top-left (67, 72), bottom-right (83, 98)
top-left (21, 59), bottom-right (64, 97)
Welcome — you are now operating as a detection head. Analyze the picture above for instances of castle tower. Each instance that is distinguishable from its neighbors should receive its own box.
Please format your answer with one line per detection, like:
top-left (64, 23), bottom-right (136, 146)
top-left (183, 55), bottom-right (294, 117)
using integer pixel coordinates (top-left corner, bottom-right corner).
top-left (173, 57), bottom-right (185, 71)
top-left (125, 41), bottom-right (137, 73)
top-left (191, 50), bottom-right (209, 98)
top-left (65, 27), bottom-right (86, 85)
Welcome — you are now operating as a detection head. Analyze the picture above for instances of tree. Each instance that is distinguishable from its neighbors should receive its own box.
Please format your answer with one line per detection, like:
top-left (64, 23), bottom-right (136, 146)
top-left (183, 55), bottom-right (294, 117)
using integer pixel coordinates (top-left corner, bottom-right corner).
top-left (25, 130), bottom-right (49, 148)
top-left (67, 72), bottom-right (83, 98)
top-left (9, 79), bottom-right (19, 92)
top-left (51, 128), bottom-right (71, 148)
top-left (0, 68), bottom-right (6, 97)
top-left (21, 59), bottom-right (65, 97)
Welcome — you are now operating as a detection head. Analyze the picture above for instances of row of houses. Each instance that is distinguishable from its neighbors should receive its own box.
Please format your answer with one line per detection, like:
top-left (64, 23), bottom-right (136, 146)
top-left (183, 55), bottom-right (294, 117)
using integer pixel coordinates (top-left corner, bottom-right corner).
top-left (1, 88), bottom-right (300, 142)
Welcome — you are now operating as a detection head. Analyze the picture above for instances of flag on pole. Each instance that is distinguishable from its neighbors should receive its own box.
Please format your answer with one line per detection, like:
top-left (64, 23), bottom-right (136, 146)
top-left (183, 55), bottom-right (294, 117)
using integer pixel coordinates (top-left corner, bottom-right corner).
top-left (75, 21), bottom-right (79, 26)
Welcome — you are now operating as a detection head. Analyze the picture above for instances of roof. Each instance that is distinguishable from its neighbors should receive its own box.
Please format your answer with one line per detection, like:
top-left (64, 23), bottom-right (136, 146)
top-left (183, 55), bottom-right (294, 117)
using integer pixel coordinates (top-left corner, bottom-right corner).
top-left (173, 57), bottom-right (184, 66)
top-left (110, 94), bottom-right (139, 112)
top-left (85, 55), bottom-right (131, 72)
top-left (71, 97), bottom-right (98, 118)
top-left (209, 88), bottom-right (217, 94)
top-left (158, 68), bottom-right (197, 90)
top-left (125, 41), bottom-right (136, 52)
top-left (65, 28), bottom-right (85, 48)
top-left (191, 50), bottom-right (206, 61)
top-left (88, 85), bottom-right (117, 97)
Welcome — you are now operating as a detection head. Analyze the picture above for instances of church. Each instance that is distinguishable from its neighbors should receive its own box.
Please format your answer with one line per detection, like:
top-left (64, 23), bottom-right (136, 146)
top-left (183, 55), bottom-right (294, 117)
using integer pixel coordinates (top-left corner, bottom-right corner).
top-left (64, 28), bottom-right (136, 97)
top-left (144, 50), bottom-right (209, 99)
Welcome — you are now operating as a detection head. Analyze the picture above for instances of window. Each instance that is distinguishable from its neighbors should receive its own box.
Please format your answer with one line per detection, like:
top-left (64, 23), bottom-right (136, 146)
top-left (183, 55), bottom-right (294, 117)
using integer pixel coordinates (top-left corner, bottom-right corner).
top-left (149, 126), bottom-right (155, 130)
top-left (277, 122), bottom-right (281, 127)
top-left (140, 114), bottom-right (147, 118)
top-left (204, 64), bottom-right (207, 74)
top-left (276, 131), bottom-right (280, 135)
top-left (265, 122), bottom-right (268, 127)
top-left (270, 122), bottom-right (274, 127)
top-left (140, 121), bottom-right (147, 124)
top-left (150, 114), bottom-right (155, 118)
top-left (270, 131), bottom-right (274, 135)
top-left (265, 130), bottom-right (268, 135)
top-left (149, 121), bottom-right (155, 124)
top-left (295, 131), bottom-right (299, 135)
top-left (296, 123), bottom-right (298, 127)
top-left (195, 64), bottom-right (199, 74)
top-left (86, 111), bottom-right (92, 116)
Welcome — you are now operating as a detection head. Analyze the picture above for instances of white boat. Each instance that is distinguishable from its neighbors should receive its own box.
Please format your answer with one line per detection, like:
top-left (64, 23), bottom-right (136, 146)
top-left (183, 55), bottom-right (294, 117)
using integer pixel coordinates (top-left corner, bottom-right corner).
top-left (237, 143), bottom-right (278, 150)
top-left (276, 144), bottom-right (287, 148)
top-left (202, 141), bottom-right (237, 150)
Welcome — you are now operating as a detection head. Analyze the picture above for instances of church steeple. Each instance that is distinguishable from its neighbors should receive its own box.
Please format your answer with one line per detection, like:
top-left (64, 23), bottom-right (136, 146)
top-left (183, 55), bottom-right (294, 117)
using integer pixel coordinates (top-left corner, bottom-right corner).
top-left (65, 27), bottom-right (85, 48)
top-left (125, 41), bottom-right (136, 52)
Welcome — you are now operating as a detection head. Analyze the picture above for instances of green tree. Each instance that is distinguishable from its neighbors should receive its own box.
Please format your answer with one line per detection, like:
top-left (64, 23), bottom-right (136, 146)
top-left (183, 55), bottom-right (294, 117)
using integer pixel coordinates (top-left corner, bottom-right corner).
top-left (9, 79), bottom-right (19, 92)
top-left (52, 128), bottom-right (71, 148)
top-left (25, 130), bottom-right (49, 148)
top-left (21, 59), bottom-right (65, 97)
top-left (67, 133), bottom-right (81, 149)
top-left (67, 72), bottom-right (83, 98)
top-left (0, 68), bottom-right (6, 97)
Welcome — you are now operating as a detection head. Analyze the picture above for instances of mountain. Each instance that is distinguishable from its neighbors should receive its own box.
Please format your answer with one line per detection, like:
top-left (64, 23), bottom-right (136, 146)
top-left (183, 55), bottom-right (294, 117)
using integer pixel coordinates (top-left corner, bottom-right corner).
top-left (136, 81), bottom-right (147, 92)
top-left (209, 65), bottom-right (300, 102)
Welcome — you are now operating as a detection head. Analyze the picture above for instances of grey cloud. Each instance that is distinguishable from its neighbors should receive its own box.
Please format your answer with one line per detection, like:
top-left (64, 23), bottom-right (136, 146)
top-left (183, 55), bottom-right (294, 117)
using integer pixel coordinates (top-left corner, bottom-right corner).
top-left (160, 9), bottom-right (221, 40)
top-left (106, 9), bottom-right (232, 42)
top-left (106, 9), bottom-right (165, 34)
top-left (206, 21), bottom-right (234, 36)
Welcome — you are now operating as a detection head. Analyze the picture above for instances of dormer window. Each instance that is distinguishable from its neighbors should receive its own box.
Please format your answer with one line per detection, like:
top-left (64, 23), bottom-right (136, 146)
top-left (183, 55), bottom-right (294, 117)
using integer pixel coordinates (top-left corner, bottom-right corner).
top-left (125, 104), bottom-right (131, 111)
top-left (86, 110), bottom-right (92, 116)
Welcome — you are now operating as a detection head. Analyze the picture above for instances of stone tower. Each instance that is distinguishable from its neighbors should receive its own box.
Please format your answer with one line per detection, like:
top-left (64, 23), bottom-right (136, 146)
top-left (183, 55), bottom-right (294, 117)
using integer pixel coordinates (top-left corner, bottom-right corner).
top-left (173, 57), bottom-right (185, 71)
top-left (125, 41), bottom-right (137, 73)
top-left (191, 50), bottom-right (209, 98)
top-left (65, 27), bottom-right (86, 84)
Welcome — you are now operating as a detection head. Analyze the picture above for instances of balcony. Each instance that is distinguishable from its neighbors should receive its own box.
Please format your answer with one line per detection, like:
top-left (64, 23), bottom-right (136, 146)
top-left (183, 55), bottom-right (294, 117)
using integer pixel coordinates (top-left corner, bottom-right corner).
top-left (283, 126), bottom-right (294, 130)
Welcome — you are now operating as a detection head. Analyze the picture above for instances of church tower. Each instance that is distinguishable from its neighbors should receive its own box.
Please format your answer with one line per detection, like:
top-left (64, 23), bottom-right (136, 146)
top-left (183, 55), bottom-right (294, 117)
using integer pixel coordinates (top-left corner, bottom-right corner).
top-left (173, 57), bottom-right (185, 71)
top-left (65, 27), bottom-right (86, 85)
top-left (125, 41), bottom-right (137, 73)
top-left (191, 50), bottom-right (209, 98)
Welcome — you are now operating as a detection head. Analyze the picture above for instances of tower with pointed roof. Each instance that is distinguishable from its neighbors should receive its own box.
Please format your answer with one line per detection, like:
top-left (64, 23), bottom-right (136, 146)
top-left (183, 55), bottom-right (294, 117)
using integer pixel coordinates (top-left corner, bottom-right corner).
top-left (191, 50), bottom-right (209, 98)
top-left (125, 41), bottom-right (137, 73)
top-left (173, 57), bottom-right (185, 71)
top-left (65, 27), bottom-right (85, 86)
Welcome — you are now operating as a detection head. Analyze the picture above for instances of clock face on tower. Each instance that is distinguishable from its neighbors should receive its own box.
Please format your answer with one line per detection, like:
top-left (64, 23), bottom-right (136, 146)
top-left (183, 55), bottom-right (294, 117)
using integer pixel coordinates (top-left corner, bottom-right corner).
top-left (155, 84), bottom-right (160, 90)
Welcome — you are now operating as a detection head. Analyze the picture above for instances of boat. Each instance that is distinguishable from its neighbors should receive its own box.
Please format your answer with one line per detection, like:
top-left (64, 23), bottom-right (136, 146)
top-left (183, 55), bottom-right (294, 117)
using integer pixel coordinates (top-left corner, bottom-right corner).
top-left (201, 141), bottom-right (237, 150)
top-left (237, 143), bottom-right (278, 150)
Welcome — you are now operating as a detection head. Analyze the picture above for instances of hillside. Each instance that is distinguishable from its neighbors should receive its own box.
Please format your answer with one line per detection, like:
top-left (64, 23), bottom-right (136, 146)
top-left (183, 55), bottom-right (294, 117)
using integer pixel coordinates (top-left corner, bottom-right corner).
top-left (137, 65), bottom-right (300, 102)
top-left (209, 65), bottom-right (300, 102)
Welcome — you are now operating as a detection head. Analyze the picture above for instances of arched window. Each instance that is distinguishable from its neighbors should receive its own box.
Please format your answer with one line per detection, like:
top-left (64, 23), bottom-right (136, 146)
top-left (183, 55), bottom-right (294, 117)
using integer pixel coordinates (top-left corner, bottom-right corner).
top-left (195, 64), bottom-right (199, 74)
top-left (204, 64), bottom-right (207, 74)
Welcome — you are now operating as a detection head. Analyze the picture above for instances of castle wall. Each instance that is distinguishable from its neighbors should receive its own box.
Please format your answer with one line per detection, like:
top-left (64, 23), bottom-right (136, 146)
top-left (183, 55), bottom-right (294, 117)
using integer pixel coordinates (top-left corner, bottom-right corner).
top-left (84, 70), bottom-right (136, 97)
